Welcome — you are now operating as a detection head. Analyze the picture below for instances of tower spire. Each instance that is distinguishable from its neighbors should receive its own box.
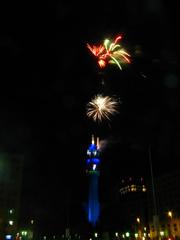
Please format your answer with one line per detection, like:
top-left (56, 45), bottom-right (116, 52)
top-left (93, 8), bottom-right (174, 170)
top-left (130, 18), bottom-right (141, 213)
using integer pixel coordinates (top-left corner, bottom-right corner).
top-left (97, 137), bottom-right (100, 150)
top-left (91, 134), bottom-right (95, 144)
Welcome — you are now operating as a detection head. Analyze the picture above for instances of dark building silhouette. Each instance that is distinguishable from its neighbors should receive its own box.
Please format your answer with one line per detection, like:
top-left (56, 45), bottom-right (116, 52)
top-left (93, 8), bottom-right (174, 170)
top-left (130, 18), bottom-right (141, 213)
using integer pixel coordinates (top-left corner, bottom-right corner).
top-left (100, 176), bottom-right (148, 234)
top-left (156, 168), bottom-right (180, 218)
top-left (118, 177), bottom-right (148, 232)
top-left (0, 152), bottom-right (24, 238)
top-left (147, 168), bottom-right (180, 239)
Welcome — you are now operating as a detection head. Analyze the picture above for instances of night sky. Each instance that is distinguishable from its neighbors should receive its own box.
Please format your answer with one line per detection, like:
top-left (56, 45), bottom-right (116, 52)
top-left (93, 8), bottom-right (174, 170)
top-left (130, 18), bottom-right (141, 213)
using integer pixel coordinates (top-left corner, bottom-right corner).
top-left (0, 0), bottom-right (179, 233)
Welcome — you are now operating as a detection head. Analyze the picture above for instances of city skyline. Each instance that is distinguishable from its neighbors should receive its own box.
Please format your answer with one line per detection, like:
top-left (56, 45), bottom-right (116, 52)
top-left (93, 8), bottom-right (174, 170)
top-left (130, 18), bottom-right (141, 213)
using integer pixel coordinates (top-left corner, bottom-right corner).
top-left (0, 0), bottom-right (179, 233)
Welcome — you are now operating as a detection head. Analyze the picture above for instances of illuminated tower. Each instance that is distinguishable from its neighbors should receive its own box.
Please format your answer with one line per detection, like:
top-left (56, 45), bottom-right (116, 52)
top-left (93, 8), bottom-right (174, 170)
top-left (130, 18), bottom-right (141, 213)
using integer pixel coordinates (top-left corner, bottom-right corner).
top-left (86, 135), bottom-right (100, 227)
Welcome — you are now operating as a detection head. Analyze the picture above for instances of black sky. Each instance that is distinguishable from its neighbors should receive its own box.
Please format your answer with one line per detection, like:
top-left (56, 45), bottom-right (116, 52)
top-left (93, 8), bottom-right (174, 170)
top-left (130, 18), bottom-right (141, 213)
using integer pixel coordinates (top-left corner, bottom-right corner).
top-left (0, 0), bottom-right (179, 233)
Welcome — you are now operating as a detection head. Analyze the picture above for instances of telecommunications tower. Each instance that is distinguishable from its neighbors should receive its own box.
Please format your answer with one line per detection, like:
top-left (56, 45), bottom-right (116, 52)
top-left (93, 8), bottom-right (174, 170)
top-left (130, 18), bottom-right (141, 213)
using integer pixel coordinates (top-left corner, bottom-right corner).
top-left (86, 135), bottom-right (100, 227)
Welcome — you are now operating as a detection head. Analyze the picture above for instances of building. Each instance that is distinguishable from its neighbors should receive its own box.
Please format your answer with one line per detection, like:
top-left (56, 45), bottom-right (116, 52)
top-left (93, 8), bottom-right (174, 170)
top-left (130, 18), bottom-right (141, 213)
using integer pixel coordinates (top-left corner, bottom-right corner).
top-left (156, 169), bottom-right (180, 218)
top-left (148, 168), bottom-right (180, 239)
top-left (0, 152), bottom-right (24, 239)
top-left (118, 177), bottom-right (148, 234)
top-left (99, 176), bottom-right (148, 235)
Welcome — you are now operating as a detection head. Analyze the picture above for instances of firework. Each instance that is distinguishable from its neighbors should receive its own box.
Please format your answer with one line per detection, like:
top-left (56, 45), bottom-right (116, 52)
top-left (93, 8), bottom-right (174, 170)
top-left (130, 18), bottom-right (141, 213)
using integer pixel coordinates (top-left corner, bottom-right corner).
top-left (86, 94), bottom-right (119, 122)
top-left (87, 35), bottom-right (131, 70)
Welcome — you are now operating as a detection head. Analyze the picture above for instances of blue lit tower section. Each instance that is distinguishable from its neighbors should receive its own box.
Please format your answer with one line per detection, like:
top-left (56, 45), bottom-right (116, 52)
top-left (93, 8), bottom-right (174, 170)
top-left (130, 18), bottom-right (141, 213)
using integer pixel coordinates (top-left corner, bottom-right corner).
top-left (86, 135), bottom-right (100, 226)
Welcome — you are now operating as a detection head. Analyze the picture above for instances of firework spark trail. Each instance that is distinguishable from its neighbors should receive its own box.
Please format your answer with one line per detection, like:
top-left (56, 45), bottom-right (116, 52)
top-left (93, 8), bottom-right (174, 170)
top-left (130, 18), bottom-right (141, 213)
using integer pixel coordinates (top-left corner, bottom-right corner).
top-left (86, 94), bottom-right (119, 122)
top-left (87, 35), bottom-right (131, 70)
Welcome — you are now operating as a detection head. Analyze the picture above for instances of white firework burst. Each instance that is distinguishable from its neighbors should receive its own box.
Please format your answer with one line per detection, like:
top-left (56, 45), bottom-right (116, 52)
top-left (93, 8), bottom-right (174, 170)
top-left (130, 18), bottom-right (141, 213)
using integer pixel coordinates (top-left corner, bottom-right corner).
top-left (86, 94), bottom-right (119, 122)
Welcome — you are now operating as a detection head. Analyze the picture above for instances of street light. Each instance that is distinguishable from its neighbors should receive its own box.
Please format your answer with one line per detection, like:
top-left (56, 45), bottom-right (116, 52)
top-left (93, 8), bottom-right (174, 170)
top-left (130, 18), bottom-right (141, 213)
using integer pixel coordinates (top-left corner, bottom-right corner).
top-left (167, 211), bottom-right (173, 219)
top-left (136, 218), bottom-right (140, 224)
top-left (167, 210), bottom-right (173, 239)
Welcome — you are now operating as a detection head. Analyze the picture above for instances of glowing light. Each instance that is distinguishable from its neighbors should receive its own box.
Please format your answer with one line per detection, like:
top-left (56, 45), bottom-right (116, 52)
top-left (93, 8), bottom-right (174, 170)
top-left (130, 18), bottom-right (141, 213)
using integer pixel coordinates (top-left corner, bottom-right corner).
top-left (97, 137), bottom-right (100, 149)
top-left (135, 233), bottom-right (138, 238)
top-left (160, 231), bottom-right (164, 236)
top-left (9, 209), bottom-right (13, 214)
top-left (93, 164), bottom-right (96, 170)
top-left (87, 35), bottom-right (131, 70)
top-left (87, 94), bottom-right (119, 122)
top-left (21, 231), bottom-right (27, 236)
top-left (6, 235), bottom-right (12, 240)
top-left (91, 134), bottom-right (95, 144)
top-left (136, 217), bottom-right (140, 223)
top-left (168, 211), bottom-right (173, 218)
top-left (9, 220), bottom-right (14, 225)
